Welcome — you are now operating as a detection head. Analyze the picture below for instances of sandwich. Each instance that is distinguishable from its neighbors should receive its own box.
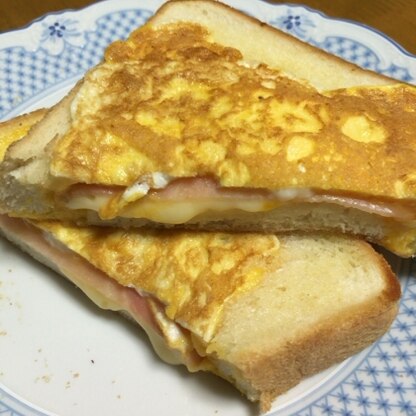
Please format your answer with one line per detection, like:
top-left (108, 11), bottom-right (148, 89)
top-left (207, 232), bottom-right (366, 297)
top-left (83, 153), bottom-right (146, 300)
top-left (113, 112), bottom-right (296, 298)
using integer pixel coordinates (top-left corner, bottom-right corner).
top-left (0, 110), bottom-right (401, 412)
top-left (0, 0), bottom-right (416, 257)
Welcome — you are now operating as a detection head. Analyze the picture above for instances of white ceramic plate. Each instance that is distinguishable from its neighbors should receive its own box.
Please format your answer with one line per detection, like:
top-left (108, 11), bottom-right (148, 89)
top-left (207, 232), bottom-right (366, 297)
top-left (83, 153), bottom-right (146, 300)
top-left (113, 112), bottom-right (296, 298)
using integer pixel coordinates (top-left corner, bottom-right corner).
top-left (0, 1), bottom-right (415, 415)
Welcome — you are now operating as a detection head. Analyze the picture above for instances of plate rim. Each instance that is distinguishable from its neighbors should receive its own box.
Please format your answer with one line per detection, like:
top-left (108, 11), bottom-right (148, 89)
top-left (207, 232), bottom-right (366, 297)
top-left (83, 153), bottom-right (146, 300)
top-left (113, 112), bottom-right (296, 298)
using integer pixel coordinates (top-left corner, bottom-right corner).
top-left (0, 1), bottom-right (415, 416)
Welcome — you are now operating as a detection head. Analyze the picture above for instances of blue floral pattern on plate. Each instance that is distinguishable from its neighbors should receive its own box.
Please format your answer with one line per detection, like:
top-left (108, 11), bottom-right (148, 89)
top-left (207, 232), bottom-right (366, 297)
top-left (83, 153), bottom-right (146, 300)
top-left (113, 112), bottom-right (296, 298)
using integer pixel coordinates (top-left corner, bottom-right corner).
top-left (0, 8), bottom-right (152, 116)
top-left (0, 1), bottom-right (415, 415)
top-left (272, 11), bottom-right (316, 39)
top-left (40, 19), bottom-right (86, 55)
top-left (270, 10), bottom-right (413, 82)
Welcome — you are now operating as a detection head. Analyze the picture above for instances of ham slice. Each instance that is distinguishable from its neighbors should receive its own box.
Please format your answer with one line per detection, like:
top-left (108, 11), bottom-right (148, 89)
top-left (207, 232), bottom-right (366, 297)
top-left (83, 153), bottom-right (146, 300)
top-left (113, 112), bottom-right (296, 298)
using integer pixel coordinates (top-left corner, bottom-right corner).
top-left (0, 214), bottom-right (203, 368)
top-left (64, 176), bottom-right (416, 221)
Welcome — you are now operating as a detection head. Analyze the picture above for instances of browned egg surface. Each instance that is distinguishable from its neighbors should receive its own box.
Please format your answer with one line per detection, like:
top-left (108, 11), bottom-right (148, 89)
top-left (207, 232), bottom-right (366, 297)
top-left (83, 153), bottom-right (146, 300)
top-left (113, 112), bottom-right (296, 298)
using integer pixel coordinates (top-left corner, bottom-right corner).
top-left (36, 220), bottom-right (281, 341)
top-left (51, 23), bottom-right (416, 198)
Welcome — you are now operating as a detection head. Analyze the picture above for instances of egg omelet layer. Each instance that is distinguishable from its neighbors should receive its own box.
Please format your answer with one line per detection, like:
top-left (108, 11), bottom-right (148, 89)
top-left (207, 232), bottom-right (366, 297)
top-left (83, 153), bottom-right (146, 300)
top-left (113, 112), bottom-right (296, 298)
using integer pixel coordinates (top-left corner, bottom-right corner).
top-left (36, 220), bottom-right (281, 343)
top-left (51, 23), bottom-right (416, 199)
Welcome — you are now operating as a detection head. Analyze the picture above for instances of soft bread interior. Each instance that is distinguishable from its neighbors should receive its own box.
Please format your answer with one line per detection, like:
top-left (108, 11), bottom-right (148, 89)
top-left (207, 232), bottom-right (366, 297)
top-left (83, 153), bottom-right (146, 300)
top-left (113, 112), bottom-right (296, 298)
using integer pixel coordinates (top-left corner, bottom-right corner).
top-left (208, 234), bottom-right (399, 410)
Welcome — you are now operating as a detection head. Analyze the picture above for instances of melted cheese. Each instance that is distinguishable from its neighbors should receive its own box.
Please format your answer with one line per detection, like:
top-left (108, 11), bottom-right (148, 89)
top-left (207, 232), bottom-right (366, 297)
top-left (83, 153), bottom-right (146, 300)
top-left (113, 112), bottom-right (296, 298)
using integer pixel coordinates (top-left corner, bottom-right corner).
top-left (64, 184), bottom-right (416, 224)
top-left (50, 282), bottom-right (185, 369)
top-left (65, 193), bottom-right (276, 223)
top-left (119, 198), bottom-right (274, 224)
top-left (0, 214), bottom-right (201, 368)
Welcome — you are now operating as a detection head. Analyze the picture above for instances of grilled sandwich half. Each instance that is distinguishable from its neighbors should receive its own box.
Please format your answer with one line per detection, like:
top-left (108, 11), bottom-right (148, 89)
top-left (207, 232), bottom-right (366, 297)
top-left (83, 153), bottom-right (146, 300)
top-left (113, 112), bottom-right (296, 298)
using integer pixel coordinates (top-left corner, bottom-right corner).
top-left (1, 0), bottom-right (416, 256)
top-left (0, 110), bottom-right (401, 412)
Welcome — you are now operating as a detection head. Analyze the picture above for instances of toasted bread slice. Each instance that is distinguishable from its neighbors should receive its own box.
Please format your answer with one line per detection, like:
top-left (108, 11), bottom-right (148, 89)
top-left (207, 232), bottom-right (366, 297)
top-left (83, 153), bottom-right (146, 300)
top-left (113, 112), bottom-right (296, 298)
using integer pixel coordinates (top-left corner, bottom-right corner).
top-left (150, 0), bottom-right (393, 90)
top-left (0, 110), bottom-right (401, 412)
top-left (0, 214), bottom-right (400, 412)
top-left (1, 0), bottom-right (416, 257)
top-left (0, 109), bottom-right (46, 160)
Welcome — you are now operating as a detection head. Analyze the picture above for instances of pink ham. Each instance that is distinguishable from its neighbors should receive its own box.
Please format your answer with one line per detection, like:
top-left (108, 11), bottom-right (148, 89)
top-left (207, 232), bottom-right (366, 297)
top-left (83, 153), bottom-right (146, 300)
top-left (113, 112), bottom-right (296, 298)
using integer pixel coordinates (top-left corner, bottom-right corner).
top-left (0, 214), bottom-right (203, 368)
top-left (64, 175), bottom-right (416, 220)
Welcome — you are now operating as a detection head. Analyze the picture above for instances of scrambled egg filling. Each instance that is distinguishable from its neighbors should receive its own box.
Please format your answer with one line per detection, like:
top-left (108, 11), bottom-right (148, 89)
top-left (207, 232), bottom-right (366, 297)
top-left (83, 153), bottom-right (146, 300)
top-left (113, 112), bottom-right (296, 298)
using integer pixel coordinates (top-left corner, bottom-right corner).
top-left (51, 23), bottom-right (416, 199)
top-left (37, 220), bottom-right (281, 343)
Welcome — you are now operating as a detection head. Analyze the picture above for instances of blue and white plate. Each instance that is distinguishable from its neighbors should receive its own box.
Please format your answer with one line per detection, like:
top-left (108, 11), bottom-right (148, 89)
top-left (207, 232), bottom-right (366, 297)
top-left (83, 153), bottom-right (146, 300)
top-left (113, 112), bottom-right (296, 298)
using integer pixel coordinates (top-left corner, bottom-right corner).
top-left (0, 1), bottom-right (415, 415)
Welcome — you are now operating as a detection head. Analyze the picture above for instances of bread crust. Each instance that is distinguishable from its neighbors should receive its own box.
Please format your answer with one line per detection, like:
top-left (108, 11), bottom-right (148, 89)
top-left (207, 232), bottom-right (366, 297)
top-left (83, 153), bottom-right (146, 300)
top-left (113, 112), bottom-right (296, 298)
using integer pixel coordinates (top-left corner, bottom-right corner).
top-left (209, 239), bottom-right (400, 412)
top-left (0, 109), bottom-right (45, 159)
top-left (254, 300), bottom-right (398, 412)
top-left (149, 0), bottom-right (394, 90)
top-left (5, 85), bottom-right (79, 162)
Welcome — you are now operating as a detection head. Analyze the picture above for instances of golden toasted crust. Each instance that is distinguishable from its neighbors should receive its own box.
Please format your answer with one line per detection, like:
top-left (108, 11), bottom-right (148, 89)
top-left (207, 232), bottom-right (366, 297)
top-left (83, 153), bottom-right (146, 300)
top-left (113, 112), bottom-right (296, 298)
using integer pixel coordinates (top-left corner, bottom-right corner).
top-left (0, 109), bottom-right (46, 161)
top-left (256, 300), bottom-right (398, 412)
top-left (5, 87), bottom-right (80, 163)
top-left (150, 0), bottom-right (394, 90)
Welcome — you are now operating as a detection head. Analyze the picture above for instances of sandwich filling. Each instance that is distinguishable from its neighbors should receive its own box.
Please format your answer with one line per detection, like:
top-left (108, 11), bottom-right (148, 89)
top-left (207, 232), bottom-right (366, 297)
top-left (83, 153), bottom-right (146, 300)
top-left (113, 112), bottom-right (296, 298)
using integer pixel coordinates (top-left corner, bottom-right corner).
top-left (0, 213), bottom-right (281, 374)
top-left (63, 177), bottom-right (416, 224)
top-left (42, 23), bottom-right (416, 223)
top-left (0, 107), bottom-right (284, 376)
top-left (0, 214), bottom-right (201, 368)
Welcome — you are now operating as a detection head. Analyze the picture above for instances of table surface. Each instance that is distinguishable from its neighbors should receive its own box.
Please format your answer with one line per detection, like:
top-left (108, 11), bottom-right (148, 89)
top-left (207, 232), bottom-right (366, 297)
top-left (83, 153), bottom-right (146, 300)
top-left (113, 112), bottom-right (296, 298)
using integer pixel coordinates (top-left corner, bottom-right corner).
top-left (0, 0), bottom-right (415, 55)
